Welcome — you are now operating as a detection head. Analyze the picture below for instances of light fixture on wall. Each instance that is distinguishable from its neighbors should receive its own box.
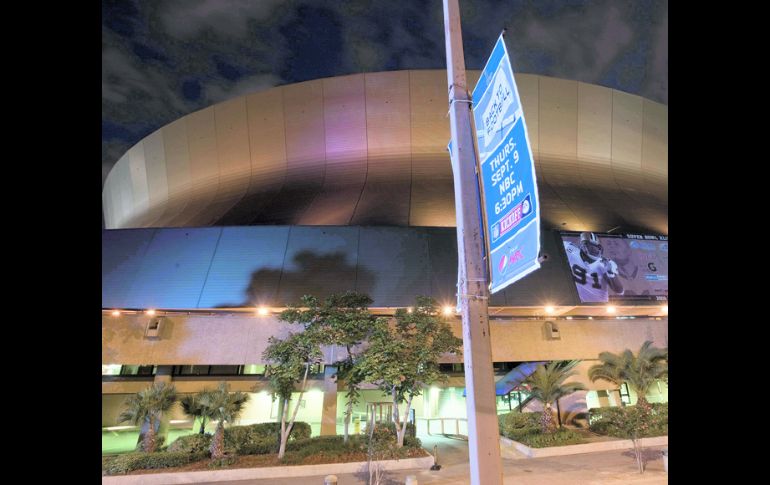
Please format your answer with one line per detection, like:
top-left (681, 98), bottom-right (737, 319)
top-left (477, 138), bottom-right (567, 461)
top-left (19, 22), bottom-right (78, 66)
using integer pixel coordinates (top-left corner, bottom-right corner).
top-left (606, 306), bottom-right (616, 314)
top-left (256, 307), bottom-right (269, 316)
top-left (544, 321), bottom-right (561, 340)
top-left (145, 309), bottom-right (156, 316)
top-left (544, 305), bottom-right (555, 314)
top-left (111, 310), bottom-right (121, 317)
top-left (145, 316), bottom-right (165, 338)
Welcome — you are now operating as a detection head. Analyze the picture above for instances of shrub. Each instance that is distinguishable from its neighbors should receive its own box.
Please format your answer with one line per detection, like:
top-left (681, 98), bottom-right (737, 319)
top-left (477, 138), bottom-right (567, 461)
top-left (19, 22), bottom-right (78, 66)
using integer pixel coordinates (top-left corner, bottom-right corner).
top-left (589, 404), bottom-right (668, 438)
top-left (103, 451), bottom-right (208, 475)
top-left (378, 421), bottom-right (416, 439)
top-left (235, 437), bottom-right (279, 456)
top-left (498, 412), bottom-right (542, 441)
top-left (403, 435), bottom-right (422, 448)
top-left (648, 403), bottom-right (668, 436)
top-left (286, 421), bottom-right (312, 441)
top-left (498, 412), bottom-right (586, 447)
top-left (288, 435), bottom-right (365, 454)
top-left (516, 428), bottom-right (583, 448)
top-left (166, 433), bottom-right (212, 455)
top-left (224, 425), bottom-right (261, 451)
top-left (276, 435), bottom-right (374, 465)
top-left (223, 422), bottom-right (311, 454)
top-left (102, 455), bottom-right (117, 472)
top-left (588, 406), bottom-right (625, 434)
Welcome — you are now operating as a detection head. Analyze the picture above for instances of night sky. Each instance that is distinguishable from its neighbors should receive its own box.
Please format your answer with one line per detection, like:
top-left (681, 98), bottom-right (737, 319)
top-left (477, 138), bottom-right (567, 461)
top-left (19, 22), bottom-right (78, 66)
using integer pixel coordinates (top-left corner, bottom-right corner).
top-left (102, 0), bottom-right (668, 185)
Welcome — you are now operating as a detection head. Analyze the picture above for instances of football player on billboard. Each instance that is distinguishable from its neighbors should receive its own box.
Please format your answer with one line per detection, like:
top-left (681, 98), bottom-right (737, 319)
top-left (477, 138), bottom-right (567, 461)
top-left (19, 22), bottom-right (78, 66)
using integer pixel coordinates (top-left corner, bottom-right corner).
top-left (564, 232), bottom-right (624, 302)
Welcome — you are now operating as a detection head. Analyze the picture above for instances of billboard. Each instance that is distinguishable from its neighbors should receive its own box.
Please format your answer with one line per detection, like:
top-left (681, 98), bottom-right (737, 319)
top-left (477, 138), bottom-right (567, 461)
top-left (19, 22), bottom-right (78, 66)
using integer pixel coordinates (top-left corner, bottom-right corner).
top-left (560, 232), bottom-right (668, 303)
top-left (471, 34), bottom-right (541, 294)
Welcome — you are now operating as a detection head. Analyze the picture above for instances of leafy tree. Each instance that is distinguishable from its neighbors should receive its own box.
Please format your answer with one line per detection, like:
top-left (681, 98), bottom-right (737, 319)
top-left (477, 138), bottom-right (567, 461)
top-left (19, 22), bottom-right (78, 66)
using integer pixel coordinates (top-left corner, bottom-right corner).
top-left (358, 296), bottom-right (462, 447)
top-left (198, 382), bottom-right (249, 460)
top-left (179, 390), bottom-right (215, 434)
top-left (263, 331), bottom-right (323, 459)
top-left (118, 382), bottom-right (178, 453)
top-left (588, 341), bottom-right (667, 410)
top-left (280, 292), bottom-right (376, 442)
top-left (524, 360), bottom-right (585, 433)
top-left (603, 405), bottom-right (652, 473)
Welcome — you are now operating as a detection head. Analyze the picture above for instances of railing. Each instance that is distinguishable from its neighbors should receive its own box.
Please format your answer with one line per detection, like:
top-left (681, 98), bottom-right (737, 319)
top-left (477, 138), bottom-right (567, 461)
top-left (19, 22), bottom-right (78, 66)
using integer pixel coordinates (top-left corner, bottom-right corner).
top-left (516, 395), bottom-right (536, 413)
top-left (420, 417), bottom-right (468, 438)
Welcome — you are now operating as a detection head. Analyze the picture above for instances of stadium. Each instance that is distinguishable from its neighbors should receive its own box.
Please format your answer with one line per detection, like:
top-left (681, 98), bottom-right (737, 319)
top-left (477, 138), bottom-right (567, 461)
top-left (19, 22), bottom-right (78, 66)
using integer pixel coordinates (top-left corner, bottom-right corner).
top-left (102, 70), bottom-right (667, 450)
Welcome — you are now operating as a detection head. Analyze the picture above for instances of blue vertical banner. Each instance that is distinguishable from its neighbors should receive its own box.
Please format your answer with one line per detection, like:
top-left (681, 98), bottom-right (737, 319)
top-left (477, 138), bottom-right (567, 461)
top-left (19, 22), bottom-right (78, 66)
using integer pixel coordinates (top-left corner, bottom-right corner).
top-left (472, 34), bottom-right (541, 294)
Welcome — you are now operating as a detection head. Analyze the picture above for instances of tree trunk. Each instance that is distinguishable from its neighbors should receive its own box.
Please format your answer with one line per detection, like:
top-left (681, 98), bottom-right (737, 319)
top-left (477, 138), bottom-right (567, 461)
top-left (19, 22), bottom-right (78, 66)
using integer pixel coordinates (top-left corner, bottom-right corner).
top-left (276, 396), bottom-right (285, 448)
top-left (278, 363), bottom-right (311, 459)
top-left (636, 395), bottom-right (652, 413)
top-left (343, 399), bottom-right (353, 443)
top-left (278, 429), bottom-right (289, 459)
top-left (632, 437), bottom-right (644, 473)
top-left (344, 349), bottom-right (354, 443)
top-left (199, 417), bottom-right (207, 434)
top-left (210, 421), bottom-right (225, 459)
top-left (391, 386), bottom-right (401, 445)
top-left (540, 403), bottom-right (556, 433)
top-left (278, 397), bottom-right (290, 459)
top-left (397, 395), bottom-right (414, 448)
top-left (143, 416), bottom-right (157, 452)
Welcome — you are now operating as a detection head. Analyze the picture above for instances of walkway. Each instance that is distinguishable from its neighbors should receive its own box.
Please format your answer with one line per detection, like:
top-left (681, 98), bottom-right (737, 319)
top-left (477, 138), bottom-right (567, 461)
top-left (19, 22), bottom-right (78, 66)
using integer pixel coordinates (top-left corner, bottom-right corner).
top-left (196, 434), bottom-right (667, 484)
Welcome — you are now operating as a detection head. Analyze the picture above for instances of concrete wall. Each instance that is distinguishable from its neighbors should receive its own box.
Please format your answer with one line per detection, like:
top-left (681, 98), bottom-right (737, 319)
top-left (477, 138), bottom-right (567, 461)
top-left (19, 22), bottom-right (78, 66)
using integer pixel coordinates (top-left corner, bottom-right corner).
top-left (103, 313), bottom-right (666, 367)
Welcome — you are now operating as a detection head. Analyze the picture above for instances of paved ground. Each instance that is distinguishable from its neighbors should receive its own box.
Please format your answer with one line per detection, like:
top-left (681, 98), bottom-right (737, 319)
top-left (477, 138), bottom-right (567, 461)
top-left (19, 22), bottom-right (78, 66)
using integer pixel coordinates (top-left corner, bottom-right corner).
top-left (197, 434), bottom-right (667, 485)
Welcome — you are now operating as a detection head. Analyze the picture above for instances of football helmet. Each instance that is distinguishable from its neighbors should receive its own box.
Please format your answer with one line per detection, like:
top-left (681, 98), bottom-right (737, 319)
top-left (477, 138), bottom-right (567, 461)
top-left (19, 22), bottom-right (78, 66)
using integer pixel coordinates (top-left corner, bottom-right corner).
top-left (579, 232), bottom-right (603, 261)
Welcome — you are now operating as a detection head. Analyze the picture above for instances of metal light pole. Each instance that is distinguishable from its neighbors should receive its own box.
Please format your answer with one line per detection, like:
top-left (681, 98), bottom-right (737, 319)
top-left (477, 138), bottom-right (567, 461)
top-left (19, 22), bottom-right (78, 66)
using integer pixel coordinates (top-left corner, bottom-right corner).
top-left (442, 1), bottom-right (504, 484)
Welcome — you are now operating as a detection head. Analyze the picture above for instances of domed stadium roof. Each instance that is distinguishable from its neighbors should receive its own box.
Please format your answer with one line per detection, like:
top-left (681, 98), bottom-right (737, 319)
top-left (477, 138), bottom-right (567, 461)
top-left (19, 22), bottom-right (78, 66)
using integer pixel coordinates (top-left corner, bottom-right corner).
top-left (103, 70), bottom-right (667, 234)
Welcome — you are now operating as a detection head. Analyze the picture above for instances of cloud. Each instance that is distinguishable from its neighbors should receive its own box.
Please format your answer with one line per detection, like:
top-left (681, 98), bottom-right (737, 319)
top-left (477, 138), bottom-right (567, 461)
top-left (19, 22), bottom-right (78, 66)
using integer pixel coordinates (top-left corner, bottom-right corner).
top-left (201, 73), bottom-right (282, 105)
top-left (157, 0), bottom-right (289, 39)
top-left (102, 0), bottom-right (667, 185)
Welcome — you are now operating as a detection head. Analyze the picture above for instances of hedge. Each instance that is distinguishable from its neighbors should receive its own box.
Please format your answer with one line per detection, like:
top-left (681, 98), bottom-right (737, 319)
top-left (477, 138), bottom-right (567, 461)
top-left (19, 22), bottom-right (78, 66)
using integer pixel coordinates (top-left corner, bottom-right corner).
top-left (166, 433), bottom-right (211, 454)
top-left (103, 451), bottom-right (209, 475)
top-left (589, 402), bottom-right (668, 438)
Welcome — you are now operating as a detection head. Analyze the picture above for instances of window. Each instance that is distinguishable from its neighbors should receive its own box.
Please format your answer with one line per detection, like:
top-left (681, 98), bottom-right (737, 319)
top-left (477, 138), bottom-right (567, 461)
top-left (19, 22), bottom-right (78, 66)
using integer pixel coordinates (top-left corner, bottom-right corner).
top-left (493, 362), bottom-right (518, 372)
top-left (242, 365), bottom-right (266, 375)
top-left (102, 364), bottom-right (122, 376)
top-left (119, 365), bottom-right (156, 376)
top-left (171, 365), bottom-right (267, 376)
top-left (174, 365), bottom-right (211, 376)
top-left (439, 363), bottom-right (464, 373)
top-left (208, 365), bottom-right (240, 375)
top-left (619, 383), bottom-right (632, 405)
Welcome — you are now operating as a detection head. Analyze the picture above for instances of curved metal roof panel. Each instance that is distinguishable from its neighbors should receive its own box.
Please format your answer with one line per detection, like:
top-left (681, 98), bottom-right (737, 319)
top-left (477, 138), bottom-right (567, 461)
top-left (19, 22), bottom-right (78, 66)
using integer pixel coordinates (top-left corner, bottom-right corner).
top-left (103, 71), bottom-right (667, 235)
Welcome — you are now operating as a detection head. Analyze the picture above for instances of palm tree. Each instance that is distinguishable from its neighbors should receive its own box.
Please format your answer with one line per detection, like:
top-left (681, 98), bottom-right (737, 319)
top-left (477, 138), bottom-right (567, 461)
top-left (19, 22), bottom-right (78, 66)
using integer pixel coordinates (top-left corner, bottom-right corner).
top-left (199, 382), bottom-right (250, 459)
top-left (180, 390), bottom-right (214, 434)
top-left (525, 360), bottom-right (585, 433)
top-left (118, 382), bottom-right (178, 453)
top-left (588, 341), bottom-right (667, 410)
